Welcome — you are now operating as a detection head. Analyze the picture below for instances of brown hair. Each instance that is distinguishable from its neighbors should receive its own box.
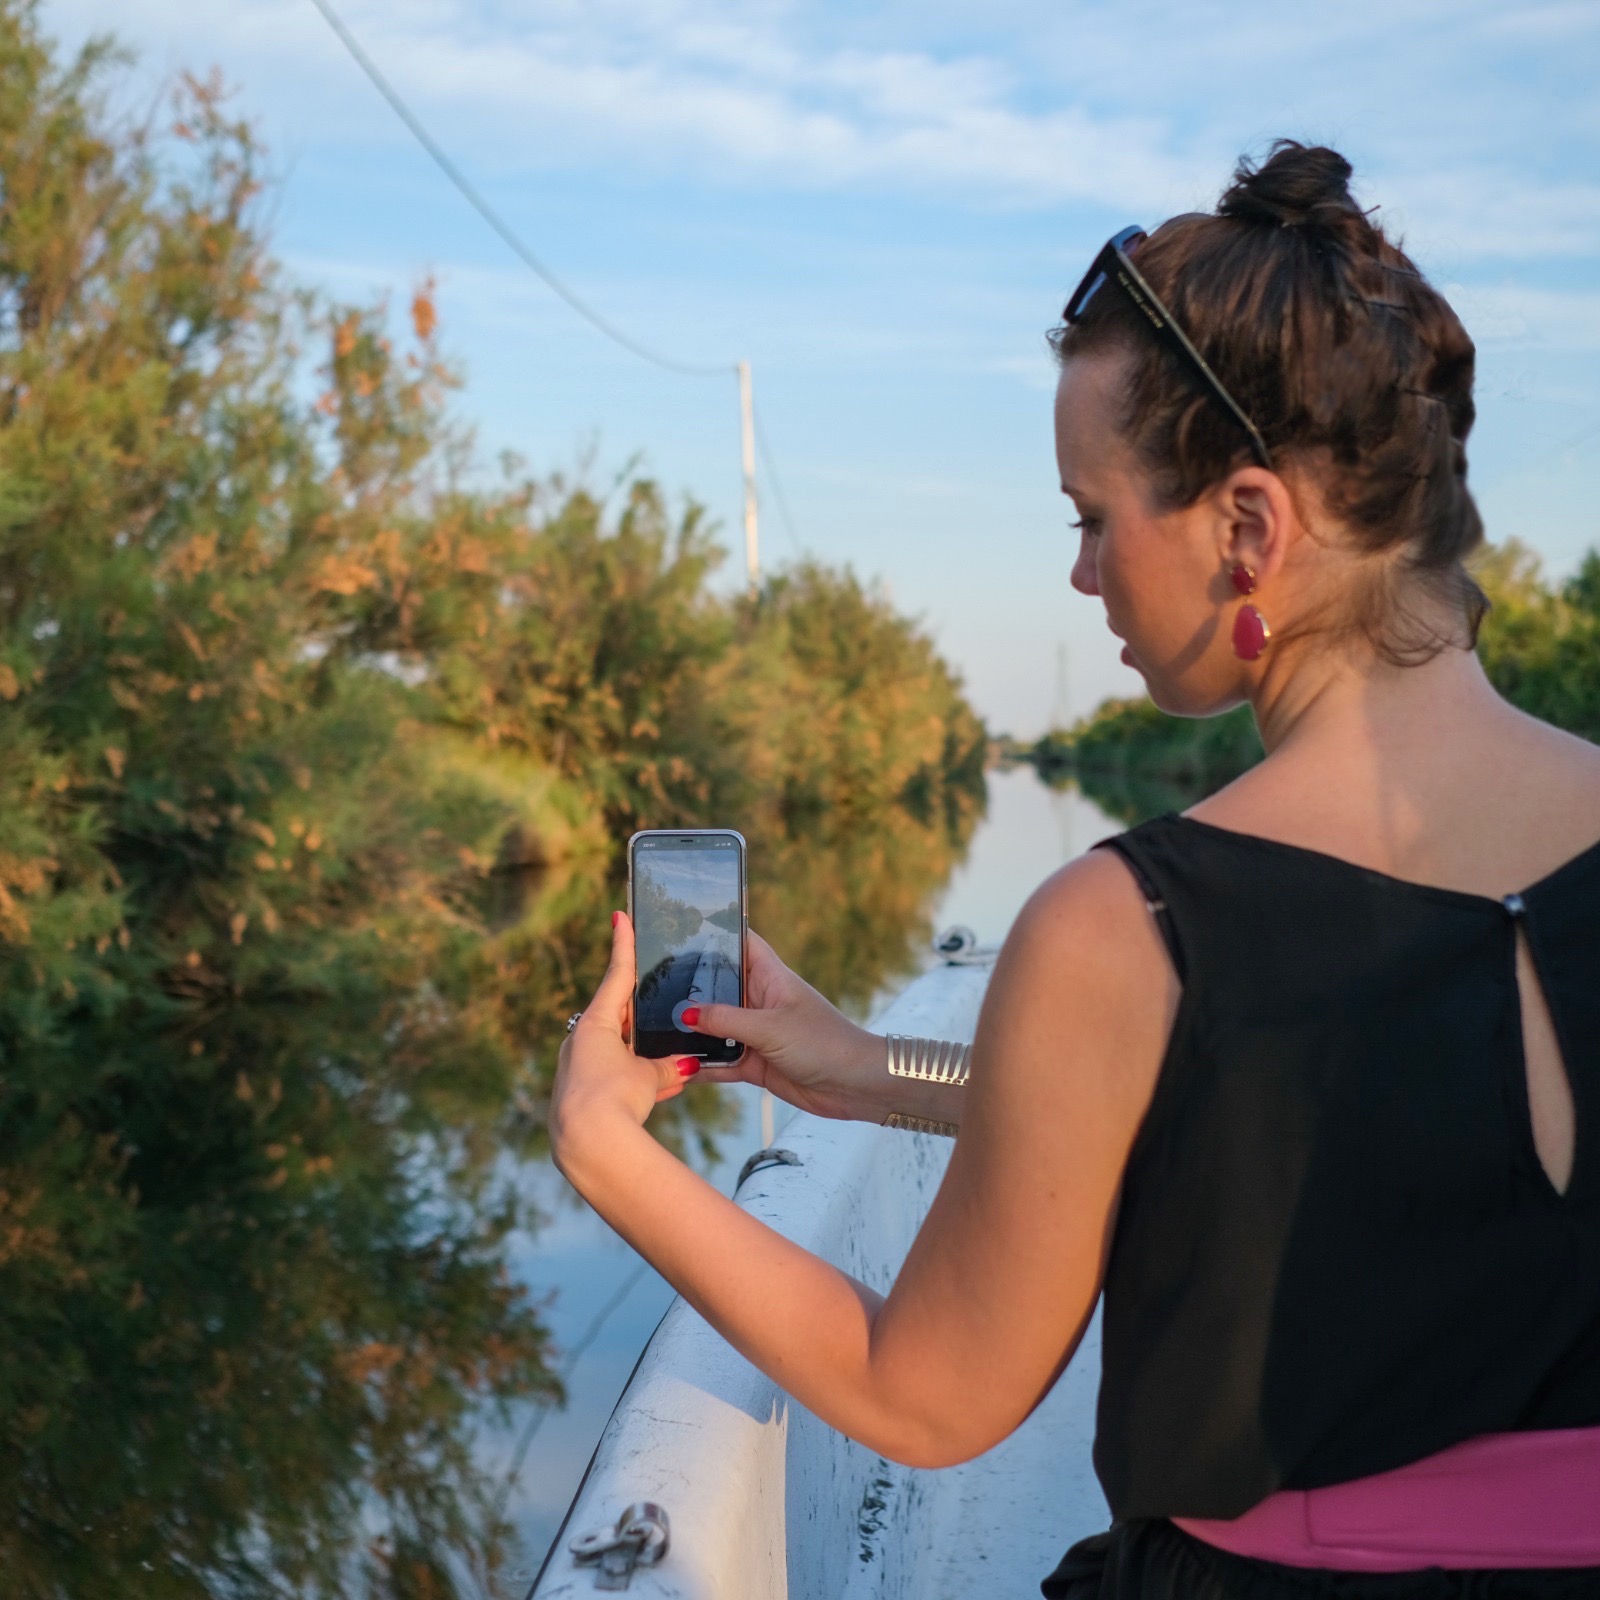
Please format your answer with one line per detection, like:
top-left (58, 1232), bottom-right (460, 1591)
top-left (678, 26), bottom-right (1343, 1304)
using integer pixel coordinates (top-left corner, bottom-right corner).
top-left (1049, 140), bottom-right (1486, 664)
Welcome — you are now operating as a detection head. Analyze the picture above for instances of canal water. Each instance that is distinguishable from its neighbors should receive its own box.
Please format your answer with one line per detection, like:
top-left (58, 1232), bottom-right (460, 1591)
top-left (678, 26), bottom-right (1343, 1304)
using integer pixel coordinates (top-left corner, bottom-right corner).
top-left (488, 766), bottom-right (1123, 1589)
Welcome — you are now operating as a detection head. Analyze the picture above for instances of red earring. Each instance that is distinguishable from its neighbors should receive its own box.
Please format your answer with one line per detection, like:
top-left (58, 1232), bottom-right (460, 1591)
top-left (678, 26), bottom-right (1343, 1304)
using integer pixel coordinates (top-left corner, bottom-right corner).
top-left (1229, 564), bottom-right (1270, 661)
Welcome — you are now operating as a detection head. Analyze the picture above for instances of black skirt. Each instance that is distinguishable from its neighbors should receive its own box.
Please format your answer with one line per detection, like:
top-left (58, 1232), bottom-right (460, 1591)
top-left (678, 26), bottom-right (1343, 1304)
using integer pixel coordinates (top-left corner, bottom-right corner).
top-left (1043, 1520), bottom-right (1600, 1599)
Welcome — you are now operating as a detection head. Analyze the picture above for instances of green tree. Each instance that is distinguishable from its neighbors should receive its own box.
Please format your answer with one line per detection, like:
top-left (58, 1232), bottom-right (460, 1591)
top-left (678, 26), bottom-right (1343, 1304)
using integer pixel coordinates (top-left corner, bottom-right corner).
top-left (727, 565), bottom-right (989, 1007)
top-left (1476, 538), bottom-right (1600, 741)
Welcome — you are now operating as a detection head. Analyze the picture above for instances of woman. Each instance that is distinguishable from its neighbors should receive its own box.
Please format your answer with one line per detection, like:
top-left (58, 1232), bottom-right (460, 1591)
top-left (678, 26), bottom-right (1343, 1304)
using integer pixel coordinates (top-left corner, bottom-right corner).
top-left (551, 142), bottom-right (1600, 1597)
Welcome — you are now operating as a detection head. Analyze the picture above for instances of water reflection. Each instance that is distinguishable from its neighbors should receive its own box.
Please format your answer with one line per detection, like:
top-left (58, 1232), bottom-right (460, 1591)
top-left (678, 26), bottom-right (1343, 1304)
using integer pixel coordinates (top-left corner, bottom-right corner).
top-left (1047, 763), bottom-right (1203, 830)
top-left (14, 765), bottom-right (986, 1598)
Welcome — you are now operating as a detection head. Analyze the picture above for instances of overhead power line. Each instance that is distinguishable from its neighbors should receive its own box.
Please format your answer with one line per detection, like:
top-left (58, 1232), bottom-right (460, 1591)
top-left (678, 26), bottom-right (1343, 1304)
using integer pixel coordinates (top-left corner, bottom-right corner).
top-left (305, 0), bottom-right (809, 580)
top-left (304, 0), bottom-right (731, 379)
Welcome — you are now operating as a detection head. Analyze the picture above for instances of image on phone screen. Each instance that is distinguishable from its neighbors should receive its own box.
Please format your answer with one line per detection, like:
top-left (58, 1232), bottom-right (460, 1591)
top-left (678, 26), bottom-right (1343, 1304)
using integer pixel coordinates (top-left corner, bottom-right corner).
top-left (632, 834), bottom-right (743, 1060)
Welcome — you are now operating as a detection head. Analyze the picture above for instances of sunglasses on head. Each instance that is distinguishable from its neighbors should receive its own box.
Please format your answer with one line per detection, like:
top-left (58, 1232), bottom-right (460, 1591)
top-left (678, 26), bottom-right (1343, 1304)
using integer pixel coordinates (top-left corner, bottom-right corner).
top-left (1063, 225), bottom-right (1273, 471)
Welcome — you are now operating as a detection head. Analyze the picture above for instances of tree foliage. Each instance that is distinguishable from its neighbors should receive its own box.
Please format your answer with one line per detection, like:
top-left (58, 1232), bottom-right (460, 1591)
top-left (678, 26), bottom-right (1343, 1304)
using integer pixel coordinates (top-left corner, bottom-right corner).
top-left (1475, 539), bottom-right (1600, 742)
top-left (0, 8), bottom-right (986, 1595)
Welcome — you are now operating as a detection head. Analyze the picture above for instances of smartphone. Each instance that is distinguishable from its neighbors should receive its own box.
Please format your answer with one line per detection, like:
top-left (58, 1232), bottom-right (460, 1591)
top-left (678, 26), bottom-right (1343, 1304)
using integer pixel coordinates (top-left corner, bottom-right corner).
top-left (627, 828), bottom-right (748, 1063)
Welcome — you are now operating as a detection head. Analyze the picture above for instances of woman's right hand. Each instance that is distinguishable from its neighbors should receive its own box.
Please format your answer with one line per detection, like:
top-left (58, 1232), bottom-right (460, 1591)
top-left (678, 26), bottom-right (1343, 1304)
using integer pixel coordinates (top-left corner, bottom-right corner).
top-left (682, 930), bottom-right (889, 1123)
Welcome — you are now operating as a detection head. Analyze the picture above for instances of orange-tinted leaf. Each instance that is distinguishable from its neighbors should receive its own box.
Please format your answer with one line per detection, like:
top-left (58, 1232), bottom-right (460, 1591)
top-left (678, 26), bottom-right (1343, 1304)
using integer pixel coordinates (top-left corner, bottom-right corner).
top-left (411, 280), bottom-right (437, 344)
top-left (456, 538), bottom-right (490, 575)
top-left (311, 555), bottom-right (378, 596)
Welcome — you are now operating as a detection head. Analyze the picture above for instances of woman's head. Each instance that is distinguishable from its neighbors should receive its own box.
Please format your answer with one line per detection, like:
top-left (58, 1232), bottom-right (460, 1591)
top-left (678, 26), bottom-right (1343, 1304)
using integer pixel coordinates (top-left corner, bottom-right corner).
top-left (1051, 140), bottom-right (1485, 715)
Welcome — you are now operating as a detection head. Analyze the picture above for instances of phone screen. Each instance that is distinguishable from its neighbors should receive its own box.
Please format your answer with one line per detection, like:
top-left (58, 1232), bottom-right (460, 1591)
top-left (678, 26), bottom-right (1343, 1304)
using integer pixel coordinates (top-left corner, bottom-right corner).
top-left (630, 831), bottom-right (745, 1062)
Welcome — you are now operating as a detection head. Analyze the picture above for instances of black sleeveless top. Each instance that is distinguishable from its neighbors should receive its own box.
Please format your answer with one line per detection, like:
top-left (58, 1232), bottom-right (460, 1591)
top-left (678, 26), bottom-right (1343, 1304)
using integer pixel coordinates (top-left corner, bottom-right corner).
top-left (1088, 812), bottom-right (1600, 1523)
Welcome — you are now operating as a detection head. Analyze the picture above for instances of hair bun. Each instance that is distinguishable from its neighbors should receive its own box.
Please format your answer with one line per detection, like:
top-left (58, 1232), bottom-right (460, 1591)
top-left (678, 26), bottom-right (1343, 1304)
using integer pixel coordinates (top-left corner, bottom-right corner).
top-left (1218, 140), bottom-right (1361, 233)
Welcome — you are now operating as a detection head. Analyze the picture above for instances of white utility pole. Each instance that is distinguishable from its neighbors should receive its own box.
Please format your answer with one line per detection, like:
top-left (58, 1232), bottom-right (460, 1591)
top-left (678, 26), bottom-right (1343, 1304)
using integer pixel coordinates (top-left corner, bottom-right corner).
top-left (737, 360), bottom-right (760, 596)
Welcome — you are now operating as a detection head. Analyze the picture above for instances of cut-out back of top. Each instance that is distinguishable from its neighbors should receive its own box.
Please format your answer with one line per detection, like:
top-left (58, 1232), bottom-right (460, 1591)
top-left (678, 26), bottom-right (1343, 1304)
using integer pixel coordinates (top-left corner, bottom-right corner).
top-left (1515, 922), bottom-right (1575, 1195)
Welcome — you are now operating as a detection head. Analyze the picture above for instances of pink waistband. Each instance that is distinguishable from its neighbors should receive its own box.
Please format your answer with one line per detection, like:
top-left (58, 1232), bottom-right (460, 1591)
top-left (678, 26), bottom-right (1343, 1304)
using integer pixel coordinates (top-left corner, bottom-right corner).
top-left (1170, 1425), bottom-right (1600, 1572)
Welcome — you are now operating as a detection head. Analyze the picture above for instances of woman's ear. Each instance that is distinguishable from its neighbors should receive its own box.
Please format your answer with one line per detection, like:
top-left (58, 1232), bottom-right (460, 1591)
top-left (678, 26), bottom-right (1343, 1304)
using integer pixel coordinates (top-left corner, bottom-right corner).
top-left (1213, 466), bottom-right (1297, 587)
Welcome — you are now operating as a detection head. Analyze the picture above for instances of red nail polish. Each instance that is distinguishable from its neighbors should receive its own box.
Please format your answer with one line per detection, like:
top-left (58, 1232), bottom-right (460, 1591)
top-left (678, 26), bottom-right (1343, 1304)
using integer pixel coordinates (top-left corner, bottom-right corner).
top-left (612, 910), bottom-right (620, 928)
top-left (681, 1006), bottom-right (701, 1027)
top-left (676, 1056), bottom-right (700, 1077)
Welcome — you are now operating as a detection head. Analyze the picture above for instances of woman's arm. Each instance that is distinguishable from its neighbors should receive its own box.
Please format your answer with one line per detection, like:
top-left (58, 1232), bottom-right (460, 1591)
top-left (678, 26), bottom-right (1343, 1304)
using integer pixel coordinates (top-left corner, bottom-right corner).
top-left (551, 850), bottom-right (1176, 1468)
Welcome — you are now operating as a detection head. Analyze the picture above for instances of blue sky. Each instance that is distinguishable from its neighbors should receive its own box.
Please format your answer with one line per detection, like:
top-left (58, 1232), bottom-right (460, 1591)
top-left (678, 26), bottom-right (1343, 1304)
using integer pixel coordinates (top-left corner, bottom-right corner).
top-left (46, 0), bottom-right (1600, 735)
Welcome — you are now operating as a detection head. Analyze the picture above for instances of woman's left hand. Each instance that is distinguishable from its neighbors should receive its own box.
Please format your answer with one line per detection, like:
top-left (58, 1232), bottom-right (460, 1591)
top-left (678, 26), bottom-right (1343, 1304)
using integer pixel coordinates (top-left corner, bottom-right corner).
top-left (550, 911), bottom-right (701, 1170)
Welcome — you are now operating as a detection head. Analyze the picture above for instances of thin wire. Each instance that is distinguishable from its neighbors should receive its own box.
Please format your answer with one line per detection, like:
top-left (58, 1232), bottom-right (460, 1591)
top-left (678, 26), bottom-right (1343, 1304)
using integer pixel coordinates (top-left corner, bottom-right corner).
top-left (752, 402), bottom-right (804, 558)
top-left (492, 1257), bottom-right (654, 1529)
top-left (303, 0), bottom-right (732, 378)
top-left (1479, 408), bottom-right (1600, 496)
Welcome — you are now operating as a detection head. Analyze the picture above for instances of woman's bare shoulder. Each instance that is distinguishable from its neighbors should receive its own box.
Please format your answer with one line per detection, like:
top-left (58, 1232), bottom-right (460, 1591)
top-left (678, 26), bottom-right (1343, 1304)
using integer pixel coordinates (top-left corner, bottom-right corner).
top-left (1013, 845), bottom-right (1167, 959)
top-left (992, 844), bottom-right (1184, 1056)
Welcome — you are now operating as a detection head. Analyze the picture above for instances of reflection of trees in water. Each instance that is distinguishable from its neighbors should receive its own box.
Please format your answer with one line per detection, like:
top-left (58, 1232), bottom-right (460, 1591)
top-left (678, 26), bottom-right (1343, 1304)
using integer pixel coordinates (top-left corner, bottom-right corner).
top-left (636, 955), bottom-right (677, 1008)
top-left (744, 781), bottom-right (987, 1022)
top-left (1024, 700), bottom-right (1260, 828)
top-left (1043, 763), bottom-right (1215, 828)
top-left (4, 790), bottom-right (985, 1600)
top-left (176, 772), bottom-right (985, 1594)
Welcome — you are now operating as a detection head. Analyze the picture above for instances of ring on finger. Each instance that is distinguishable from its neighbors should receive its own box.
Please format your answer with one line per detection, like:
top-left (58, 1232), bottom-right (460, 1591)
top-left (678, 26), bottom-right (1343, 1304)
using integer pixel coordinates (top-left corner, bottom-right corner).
top-left (565, 1011), bottom-right (584, 1034)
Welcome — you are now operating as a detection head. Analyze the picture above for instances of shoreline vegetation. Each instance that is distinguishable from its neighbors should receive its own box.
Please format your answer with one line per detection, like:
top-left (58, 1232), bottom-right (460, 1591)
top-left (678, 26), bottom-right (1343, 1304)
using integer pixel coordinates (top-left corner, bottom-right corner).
top-left (1003, 542), bottom-right (1600, 826)
top-left (0, 13), bottom-right (984, 1597)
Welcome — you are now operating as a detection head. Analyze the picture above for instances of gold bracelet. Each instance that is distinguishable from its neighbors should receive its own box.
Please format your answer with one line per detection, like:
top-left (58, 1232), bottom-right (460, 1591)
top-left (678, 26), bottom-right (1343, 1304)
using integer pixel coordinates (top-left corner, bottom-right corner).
top-left (884, 1033), bottom-right (972, 1087)
top-left (884, 1111), bottom-right (960, 1138)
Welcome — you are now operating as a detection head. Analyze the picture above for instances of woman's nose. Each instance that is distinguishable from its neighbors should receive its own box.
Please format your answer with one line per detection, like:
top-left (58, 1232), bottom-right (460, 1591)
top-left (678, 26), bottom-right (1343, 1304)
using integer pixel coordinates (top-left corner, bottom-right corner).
top-left (1070, 536), bottom-right (1099, 598)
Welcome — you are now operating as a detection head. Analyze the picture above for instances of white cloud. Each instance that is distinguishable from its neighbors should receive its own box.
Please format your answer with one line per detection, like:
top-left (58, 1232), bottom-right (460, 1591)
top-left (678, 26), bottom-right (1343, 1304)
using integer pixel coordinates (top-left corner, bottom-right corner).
top-left (43, 0), bottom-right (1600, 266)
top-left (14, 3), bottom-right (1288, 219)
